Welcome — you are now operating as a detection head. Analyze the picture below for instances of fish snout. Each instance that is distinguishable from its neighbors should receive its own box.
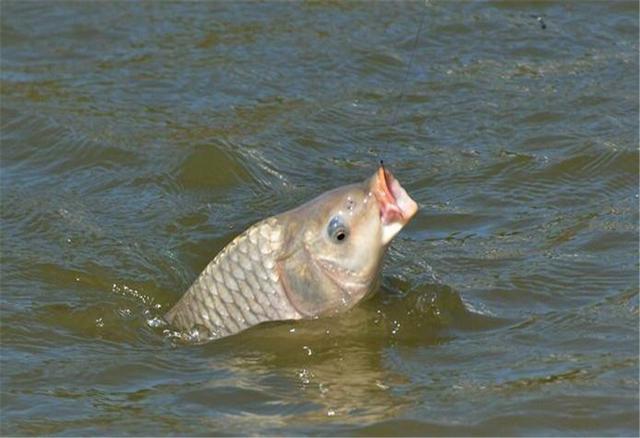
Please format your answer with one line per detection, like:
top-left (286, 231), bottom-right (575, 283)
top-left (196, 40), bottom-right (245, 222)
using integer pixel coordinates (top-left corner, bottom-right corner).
top-left (372, 166), bottom-right (418, 224)
top-left (371, 165), bottom-right (418, 244)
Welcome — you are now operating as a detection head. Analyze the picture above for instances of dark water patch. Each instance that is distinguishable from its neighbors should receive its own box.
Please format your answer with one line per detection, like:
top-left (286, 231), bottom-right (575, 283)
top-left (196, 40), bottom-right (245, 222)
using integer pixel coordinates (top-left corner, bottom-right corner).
top-left (377, 282), bottom-right (509, 335)
top-left (176, 144), bottom-right (253, 191)
top-left (519, 110), bottom-right (566, 124)
top-left (1, 1), bottom-right (638, 436)
top-left (541, 148), bottom-right (637, 180)
top-left (412, 213), bottom-right (500, 241)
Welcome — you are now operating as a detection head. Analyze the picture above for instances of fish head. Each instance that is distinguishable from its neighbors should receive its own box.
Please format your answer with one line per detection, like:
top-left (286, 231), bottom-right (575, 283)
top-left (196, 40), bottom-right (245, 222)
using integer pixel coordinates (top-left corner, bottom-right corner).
top-left (278, 166), bottom-right (418, 317)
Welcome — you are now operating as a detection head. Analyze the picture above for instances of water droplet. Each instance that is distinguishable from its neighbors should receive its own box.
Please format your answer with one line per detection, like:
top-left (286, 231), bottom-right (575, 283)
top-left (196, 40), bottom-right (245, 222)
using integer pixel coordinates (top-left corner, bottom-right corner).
top-left (391, 320), bottom-right (401, 335)
top-left (186, 327), bottom-right (200, 342)
top-left (162, 329), bottom-right (182, 340)
top-left (146, 317), bottom-right (166, 328)
top-left (297, 368), bottom-right (312, 385)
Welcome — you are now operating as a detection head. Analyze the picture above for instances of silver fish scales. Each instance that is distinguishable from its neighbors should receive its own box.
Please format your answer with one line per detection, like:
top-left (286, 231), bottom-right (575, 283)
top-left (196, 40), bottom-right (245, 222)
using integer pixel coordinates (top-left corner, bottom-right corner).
top-left (165, 218), bottom-right (300, 339)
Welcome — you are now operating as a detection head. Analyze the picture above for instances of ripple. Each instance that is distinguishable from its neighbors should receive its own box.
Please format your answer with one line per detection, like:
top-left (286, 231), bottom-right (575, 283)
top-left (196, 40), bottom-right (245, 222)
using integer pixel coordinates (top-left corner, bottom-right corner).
top-left (1, 1), bottom-right (638, 436)
top-left (175, 143), bottom-right (252, 190)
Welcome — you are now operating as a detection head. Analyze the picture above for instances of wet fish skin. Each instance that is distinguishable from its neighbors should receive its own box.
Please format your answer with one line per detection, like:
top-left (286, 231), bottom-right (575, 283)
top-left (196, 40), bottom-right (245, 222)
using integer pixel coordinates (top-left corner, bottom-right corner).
top-left (164, 217), bottom-right (300, 339)
top-left (165, 166), bottom-right (418, 342)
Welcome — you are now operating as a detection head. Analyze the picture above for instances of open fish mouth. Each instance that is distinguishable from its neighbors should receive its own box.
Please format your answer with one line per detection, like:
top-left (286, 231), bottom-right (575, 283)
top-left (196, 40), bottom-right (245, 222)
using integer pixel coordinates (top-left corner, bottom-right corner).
top-left (373, 165), bottom-right (419, 226)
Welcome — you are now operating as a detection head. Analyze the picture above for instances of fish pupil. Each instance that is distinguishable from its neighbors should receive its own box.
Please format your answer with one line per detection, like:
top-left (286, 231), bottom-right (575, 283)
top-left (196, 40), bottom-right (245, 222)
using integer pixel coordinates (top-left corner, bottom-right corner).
top-left (328, 216), bottom-right (348, 243)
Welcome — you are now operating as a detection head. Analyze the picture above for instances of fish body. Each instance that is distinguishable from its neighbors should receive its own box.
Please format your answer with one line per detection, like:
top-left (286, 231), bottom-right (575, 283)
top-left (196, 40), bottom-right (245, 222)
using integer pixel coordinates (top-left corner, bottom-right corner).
top-left (165, 166), bottom-right (418, 341)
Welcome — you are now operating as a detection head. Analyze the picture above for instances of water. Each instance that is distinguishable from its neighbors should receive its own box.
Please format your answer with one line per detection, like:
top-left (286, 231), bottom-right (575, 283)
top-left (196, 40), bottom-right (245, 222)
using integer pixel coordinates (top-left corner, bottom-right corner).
top-left (1, 1), bottom-right (638, 435)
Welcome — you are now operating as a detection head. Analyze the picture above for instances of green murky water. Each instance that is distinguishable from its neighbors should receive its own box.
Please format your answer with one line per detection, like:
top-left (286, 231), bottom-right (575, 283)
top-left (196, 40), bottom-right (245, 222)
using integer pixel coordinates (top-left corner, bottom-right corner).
top-left (1, 1), bottom-right (638, 435)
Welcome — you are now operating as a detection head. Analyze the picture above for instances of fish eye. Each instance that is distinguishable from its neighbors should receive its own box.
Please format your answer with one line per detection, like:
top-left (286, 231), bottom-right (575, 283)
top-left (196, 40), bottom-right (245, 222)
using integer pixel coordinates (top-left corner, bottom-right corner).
top-left (327, 216), bottom-right (349, 244)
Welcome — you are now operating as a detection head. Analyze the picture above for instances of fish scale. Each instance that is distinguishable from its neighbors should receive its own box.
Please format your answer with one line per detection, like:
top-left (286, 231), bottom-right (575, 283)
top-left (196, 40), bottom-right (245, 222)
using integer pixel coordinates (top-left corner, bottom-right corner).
top-left (165, 218), bottom-right (302, 340)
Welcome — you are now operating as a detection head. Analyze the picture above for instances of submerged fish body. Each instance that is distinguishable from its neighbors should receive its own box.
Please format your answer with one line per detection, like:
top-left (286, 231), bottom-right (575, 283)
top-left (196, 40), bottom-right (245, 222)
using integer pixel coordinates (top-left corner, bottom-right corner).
top-left (165, 166), bottom-right (418, 341)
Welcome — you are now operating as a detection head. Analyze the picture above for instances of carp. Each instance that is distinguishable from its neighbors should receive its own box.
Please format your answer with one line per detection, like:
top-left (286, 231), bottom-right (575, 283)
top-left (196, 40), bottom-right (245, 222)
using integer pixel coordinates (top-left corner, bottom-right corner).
top-left (165, 165), bottom-right (418, 341)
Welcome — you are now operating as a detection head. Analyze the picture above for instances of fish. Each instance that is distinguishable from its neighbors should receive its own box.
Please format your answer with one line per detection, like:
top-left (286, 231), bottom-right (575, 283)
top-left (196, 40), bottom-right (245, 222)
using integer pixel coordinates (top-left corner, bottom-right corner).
top-left (164, 165), bottom-right (418, 342)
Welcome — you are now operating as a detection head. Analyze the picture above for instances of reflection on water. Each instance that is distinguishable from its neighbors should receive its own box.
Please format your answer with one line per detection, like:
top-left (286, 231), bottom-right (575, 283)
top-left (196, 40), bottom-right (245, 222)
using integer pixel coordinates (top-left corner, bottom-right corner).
top-left (157, 284), bottom-right (517, 433)
top-left (195, 297), bottom-right (444, 432)
top-left (1, 0), bottom-right (638, 435)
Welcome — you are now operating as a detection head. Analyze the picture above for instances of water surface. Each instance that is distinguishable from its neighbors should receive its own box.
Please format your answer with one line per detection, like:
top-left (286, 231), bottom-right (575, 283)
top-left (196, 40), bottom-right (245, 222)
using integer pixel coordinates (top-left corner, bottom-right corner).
top-left (1, 1), bottom-right (638, 436)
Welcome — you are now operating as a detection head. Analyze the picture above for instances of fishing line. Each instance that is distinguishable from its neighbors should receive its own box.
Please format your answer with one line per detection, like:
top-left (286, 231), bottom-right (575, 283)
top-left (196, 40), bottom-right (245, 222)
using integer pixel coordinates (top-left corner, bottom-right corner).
top-left (388, 2), bottom-right (428, 128)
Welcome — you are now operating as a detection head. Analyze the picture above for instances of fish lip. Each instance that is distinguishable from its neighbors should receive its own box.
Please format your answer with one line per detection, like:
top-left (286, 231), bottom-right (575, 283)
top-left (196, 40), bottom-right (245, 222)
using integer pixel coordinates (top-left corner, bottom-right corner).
top-left (373, 166), bottom-right (418, 225)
